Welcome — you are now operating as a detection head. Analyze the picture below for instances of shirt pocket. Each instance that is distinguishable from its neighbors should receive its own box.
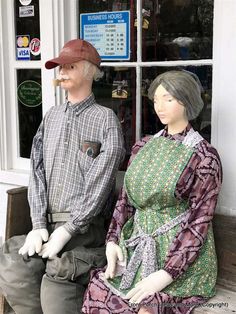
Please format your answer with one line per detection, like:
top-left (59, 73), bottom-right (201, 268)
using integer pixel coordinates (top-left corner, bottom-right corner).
top-left (77, 149), bottom-right (94, 173)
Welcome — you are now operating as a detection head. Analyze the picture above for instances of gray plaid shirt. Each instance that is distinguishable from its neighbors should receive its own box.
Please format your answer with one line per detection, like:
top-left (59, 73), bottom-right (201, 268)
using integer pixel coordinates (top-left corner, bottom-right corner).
top-left (28, 93), bottom-right (125, 235)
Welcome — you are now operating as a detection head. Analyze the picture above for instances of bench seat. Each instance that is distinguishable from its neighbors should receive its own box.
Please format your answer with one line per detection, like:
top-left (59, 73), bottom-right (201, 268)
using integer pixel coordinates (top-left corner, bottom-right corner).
top-left (1, 174), bottom-right (236, 313)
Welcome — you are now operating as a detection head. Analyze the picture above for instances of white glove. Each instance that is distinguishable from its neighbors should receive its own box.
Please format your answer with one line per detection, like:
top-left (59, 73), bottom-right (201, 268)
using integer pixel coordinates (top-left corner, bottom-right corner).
top-left (138, 308), bottom-right (152, 314)
top-left (104, 241), bottom-right (124, 279)
top-left (125, 269), bottom-right (173, 304)
top-left (18, 228), bottom-right (49, 256)
top-left (38, 226), bottom-right (72, 259)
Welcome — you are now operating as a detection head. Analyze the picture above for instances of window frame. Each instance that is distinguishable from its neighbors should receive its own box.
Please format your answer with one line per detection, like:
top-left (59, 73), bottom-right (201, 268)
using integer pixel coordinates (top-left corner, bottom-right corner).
top-left (0, 0), bottom-right (64, 184)
top-left (0, 0), bottom-right (220, 186)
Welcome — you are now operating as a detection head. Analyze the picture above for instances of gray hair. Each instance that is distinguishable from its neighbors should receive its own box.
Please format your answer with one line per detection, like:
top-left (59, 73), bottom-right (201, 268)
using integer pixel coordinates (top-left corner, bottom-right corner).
top-left (148, 70), bottom-right (204, 120)
top-left (93, 66), bottom-right (104, 81)
top-left (83, 60), bottom-right (103, 81)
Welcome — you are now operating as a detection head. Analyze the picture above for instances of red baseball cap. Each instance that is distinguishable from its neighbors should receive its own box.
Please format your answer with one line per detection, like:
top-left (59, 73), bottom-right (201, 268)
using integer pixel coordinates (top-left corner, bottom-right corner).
top-left (45, 39), bottom-right (101, 69)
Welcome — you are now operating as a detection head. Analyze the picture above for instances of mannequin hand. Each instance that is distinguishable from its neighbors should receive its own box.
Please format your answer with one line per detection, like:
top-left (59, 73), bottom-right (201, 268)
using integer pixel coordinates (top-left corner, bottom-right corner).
top-left (38, 226), bottom-right (72, 259)
top-left (138, 307), bottom-right (152, 314)
top-left (104, 241), bottom-right (124, 279)
top-left (18, 228), bottom-right (49, 256)
top-left (125, 270), bottom-right (173, 304)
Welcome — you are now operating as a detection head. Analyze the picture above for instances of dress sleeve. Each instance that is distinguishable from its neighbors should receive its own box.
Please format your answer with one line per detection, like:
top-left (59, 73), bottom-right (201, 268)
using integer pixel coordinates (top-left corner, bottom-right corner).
top-left (163, 142), bottom-right (223, 280)
top-left (106, 136), bottom-right (151, 244)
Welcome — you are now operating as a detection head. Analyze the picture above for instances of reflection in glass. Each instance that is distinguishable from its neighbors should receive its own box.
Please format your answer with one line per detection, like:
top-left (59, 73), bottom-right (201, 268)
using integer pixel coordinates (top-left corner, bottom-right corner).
top-left (142, 0), bottom-right (213, 61)
top-left (93, 67), bottom-right (136, 169)
top-left (17, 69), bottom-right (42, 158)
top-left (141, 66), bottom-right (212, 142)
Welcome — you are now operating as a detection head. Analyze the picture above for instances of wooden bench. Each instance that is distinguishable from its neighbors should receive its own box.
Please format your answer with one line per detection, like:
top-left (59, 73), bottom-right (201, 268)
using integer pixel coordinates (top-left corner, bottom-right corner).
top-left (1, 172), bottom-right (236, 313)
top-left (0, 187), bottom-right (32, 314)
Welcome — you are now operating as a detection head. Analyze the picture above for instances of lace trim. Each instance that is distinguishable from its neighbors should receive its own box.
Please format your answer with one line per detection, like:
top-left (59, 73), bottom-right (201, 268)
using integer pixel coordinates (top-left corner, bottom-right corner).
top-left (153, 129), bottom-right (164, 138)
top-left (182, 128), bottom-right (203, 148)
top-left (154, 128), bottom-right (203, 148)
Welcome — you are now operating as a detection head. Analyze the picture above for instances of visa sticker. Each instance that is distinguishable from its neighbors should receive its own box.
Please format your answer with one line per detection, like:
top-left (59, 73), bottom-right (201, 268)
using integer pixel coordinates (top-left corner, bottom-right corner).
top-left (17, 48), bottom-right (30, 60)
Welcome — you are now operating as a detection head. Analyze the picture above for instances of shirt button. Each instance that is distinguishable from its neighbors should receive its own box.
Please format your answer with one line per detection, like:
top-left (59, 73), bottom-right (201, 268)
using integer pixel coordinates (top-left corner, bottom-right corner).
top-left (64, 141), bottom-right (68, 145)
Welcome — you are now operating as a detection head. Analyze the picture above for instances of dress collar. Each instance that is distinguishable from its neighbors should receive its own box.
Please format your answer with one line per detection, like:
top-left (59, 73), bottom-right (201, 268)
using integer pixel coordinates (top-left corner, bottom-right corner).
top-left (161, 123), bottom-right (192, 141)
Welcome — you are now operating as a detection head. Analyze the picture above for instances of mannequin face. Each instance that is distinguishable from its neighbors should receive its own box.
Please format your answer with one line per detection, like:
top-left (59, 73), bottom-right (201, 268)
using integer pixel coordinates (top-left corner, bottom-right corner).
top-left (154, 84), bottom-right (188, 131)
top-left (58, 60), bottom-right (92, 93)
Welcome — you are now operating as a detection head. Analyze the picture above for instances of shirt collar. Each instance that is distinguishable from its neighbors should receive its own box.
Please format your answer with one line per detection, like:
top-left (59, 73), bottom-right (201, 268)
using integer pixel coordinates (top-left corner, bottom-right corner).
top-left (64, 93), bottom-right (95, 114)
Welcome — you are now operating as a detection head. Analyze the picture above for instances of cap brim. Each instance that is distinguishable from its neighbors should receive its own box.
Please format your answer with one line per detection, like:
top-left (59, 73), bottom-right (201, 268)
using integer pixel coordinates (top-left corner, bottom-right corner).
top-left (45, 56), bottom-right (85, 69)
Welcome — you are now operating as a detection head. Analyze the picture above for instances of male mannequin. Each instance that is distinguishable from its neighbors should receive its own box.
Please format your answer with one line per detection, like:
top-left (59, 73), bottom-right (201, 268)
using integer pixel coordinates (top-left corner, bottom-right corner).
top-left (0, 39), bottom-right (125, 314)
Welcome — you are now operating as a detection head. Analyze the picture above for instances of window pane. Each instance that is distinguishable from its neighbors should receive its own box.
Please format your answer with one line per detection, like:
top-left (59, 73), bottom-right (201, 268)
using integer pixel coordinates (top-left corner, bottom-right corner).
top-left (78, 0), bottom-right (137, 61)
top-left (17, 69), bottom-right (42, 158)
top-left (142, 0), bottom-right (213, 61)
top-left (93, 66), bottom-right (136, 169)
top-left (141, 66), bottom-right (212, 142)
top-left (15, 0), bottom-right (41, 61)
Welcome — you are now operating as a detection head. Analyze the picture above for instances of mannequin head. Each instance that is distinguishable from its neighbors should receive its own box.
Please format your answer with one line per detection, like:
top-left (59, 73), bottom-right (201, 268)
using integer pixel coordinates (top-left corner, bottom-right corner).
top-left (153, 83), bottom-right (188, 133)
top-left (58, 60), bottom-right (102, 91)
top-left (148, 70), bottom-right (204, 121)
top-left (45, 39), bottom-right (103, 103)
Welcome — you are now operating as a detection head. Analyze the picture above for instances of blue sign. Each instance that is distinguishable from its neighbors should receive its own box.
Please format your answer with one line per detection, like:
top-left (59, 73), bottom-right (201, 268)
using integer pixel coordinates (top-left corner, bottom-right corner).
top-left (17, 48), bottom-right (30, 60)
top-left (80, 11), bottom-right (130, 61)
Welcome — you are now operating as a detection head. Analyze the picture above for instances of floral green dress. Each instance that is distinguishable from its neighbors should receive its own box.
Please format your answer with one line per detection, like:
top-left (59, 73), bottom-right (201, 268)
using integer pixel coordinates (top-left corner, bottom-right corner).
top-left (82, 125), bottom-right (222, 314)
top-left (107, 132), bottom-right (217, 298)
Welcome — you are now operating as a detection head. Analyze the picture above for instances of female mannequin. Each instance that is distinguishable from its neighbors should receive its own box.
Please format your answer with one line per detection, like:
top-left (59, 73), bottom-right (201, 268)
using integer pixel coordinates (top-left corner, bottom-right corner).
top-left (82, 70), bottom-right (222, 314)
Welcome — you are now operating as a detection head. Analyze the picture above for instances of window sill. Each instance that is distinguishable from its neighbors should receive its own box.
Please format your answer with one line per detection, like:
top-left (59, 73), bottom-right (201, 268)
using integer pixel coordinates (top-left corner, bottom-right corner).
top-left (0, 170), bottom-right (29, 186)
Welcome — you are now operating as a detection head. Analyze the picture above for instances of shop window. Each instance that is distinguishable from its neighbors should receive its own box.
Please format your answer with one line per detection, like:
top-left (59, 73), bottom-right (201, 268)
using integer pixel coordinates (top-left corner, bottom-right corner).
top-left (79, 1), bottom-right (138, 168)
top-left (17, 69), bottom-right (42, 158)
top-left (15, 0), bottom-right (41, 61)
top-left (14, 0), bottom-right (42, 159)
top-left (0, 0), bottom-right (216, 177)
top-left (78, 0), bottom-right (214, 168)
top-left (141, 66), bottom-right (212, 142)
top-left (93, 67), bottom-right (136, 169)
top-left (142, 0), bottom-right (213, 61)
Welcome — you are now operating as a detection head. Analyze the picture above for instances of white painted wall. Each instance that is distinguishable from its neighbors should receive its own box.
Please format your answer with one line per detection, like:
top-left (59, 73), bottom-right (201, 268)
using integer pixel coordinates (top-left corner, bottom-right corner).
top-left (212, 0), bottom-right (236, 216)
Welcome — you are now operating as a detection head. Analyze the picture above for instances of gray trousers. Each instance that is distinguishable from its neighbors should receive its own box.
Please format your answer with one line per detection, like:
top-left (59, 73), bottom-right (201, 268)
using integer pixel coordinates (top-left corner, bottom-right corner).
top-left (0, 217), bottom-right (106, 314)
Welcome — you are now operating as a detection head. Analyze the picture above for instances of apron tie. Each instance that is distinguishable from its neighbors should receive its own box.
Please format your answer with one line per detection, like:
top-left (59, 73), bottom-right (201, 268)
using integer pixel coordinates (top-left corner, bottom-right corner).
top-left (119, 210), bottom-right (189, 290)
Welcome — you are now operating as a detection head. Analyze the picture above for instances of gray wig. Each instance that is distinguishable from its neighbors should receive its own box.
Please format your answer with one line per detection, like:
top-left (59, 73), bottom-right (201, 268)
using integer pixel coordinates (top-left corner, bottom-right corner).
top-left (148, 70), bottom-right (204, 120)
